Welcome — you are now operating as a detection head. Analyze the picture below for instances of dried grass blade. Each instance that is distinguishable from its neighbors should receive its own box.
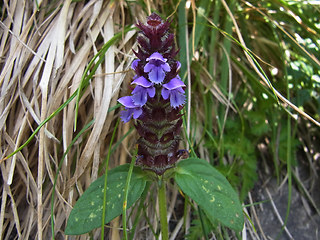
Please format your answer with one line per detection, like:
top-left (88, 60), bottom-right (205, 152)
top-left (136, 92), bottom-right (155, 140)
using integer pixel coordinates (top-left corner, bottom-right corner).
top-left (51, 119), bottom-right (94, 239)
top-left (70, 26), bottom-right (133, 185)
top-left (0, 90), bottom-right (78, 163)
top-left (0, 172), bottom-right (9, 239)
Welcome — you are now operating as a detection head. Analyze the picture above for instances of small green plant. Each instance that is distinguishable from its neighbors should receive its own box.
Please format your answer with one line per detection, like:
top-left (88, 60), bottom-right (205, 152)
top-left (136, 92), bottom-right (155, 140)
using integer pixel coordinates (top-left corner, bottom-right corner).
top-left (65, 13), bottom-right (243, 239)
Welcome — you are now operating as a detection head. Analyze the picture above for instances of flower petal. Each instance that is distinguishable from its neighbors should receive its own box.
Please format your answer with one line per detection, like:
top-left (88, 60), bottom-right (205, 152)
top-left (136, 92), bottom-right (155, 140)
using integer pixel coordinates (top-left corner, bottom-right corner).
top-left (148, 66), bottom-right (166, 84)
top-left (132, 86), bottom-right (148, 106)
top-left (120, 109), bottom-right (134, 123)
top-left (161, 62), bottom-right (171, 72)
top-left (161, 88), bottom-right (170, 100)
top-left (146, 52), bottom-right (166, 62)
top-left (118, 96), bottom-right (136, 108)
top-left (147, 86), bottom-right (156, 98)
top-left (133, 108), bottom-right (143, 119)
top-left (132, 76), bottom-right (152, 87)
top-left (144, 62), bottom-right (153, 73)
top-left (162, 77), bottom-right (185, 90)
top-left (176, 61), bottom-right (181, 71)
top-left (131, 59), bottom-right (140, 70)
top-left (170, 90), bottom-right (186, 108)
top-left (175, 87), bottom-right (185, 94)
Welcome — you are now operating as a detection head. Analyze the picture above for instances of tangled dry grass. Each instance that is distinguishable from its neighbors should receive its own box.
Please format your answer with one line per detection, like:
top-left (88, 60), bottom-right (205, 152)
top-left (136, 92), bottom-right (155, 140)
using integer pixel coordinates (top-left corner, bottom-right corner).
top-left (0, 1), bottom-right (150, 239)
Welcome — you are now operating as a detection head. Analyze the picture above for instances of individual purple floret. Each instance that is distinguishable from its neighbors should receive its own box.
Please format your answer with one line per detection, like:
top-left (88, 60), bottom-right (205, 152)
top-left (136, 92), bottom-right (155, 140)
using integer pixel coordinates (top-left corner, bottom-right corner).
top-left (131, 76), bottom-right (155, 106)
top-left (118, 96), bottom-right (143, 123)
top-left (131, 59), bottom-right (140, 70)
top-left (161, 76), bottom-right (186, 108)
top-left (144, 52), bottom-right (171, 84)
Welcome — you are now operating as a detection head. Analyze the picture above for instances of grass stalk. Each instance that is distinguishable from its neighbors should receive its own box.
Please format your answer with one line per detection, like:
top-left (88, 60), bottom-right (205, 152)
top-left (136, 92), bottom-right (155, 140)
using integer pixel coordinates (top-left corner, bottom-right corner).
top-left (101, 119), bottom-right (119, 239)
top-left (158, 178), bottom-right (169, 240)
top-left (198, 206), bottom-right (209, 240)
top-left (280, 49), bottom-right (293, 239)
top-left (122, 149), bottom-right (137, 240)
top-left (129, 182), bottom-right (151, 240)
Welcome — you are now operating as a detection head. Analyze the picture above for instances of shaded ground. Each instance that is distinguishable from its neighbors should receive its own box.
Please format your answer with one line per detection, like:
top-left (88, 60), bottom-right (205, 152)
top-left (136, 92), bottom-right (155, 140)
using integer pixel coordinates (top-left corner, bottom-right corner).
top-left (250, 162), bottom-right (320, 240)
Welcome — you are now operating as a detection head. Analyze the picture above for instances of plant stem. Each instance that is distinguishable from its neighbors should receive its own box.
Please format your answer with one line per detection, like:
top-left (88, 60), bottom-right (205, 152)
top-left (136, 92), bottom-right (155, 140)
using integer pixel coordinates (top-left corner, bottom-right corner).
top-left (122, 150), bottom-right (137, 240)
top-left (158, 179), bottom-right (169, 240)
top-left (101, 120), bottom-right (119, 240)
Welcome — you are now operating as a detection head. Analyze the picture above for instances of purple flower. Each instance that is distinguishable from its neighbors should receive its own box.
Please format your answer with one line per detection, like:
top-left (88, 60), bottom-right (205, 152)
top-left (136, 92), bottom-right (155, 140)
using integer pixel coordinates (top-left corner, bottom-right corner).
top-left (131, 76), bottom-right (155, 106)
top-left (131, 59), bottom-right (140, 70)
top-left (144, 52), bottom-right (171, 84)
top-left (176, 61), bottom-right (181, 71)
top-left (161, 77), bottom-right (186, 108)
top-left (117, 13), bottom-right (187, 174)
top-left (118, 96), bottom-right (143, 123)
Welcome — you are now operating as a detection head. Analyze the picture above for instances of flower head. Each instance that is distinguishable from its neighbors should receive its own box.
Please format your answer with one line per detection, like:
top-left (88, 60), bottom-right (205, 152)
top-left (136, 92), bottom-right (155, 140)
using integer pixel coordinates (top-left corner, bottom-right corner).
top-left (161, 77), bottom-right (186, 108)
top-left (117, 13), bottom-right (187, 175)
top-left (131, 76), bottom-right (155, 106)
top-left (144, 52), bottom-right (171, 84)
top-left (118, 96), bottom-right (143, 123)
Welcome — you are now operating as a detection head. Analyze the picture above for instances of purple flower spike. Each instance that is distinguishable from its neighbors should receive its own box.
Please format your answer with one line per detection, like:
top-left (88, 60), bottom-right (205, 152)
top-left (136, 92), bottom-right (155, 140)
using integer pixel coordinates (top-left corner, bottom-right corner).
top-left (131, 76), bottom-right (156, 106)
top-left (161, 77), bottom-right (186, 108)
top-left (144, 52), bottom-right (171, 84)
top-left (118, 13), bottom-right (187, 175)
top-left (118, 96), bottom-right (143, 122)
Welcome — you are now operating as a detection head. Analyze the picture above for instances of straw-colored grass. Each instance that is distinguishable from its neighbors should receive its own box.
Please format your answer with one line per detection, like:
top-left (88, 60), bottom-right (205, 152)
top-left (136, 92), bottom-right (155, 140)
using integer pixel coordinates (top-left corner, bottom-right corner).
top-left (0, 1), bottom-right (146, 239)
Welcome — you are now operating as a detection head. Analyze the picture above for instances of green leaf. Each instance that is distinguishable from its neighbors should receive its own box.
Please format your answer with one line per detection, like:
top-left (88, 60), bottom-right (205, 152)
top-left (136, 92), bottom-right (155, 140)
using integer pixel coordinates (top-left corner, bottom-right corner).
top-left (174, 158), bottom-right (243, 231)
top-left (65, 164), bottom-right (147, 235)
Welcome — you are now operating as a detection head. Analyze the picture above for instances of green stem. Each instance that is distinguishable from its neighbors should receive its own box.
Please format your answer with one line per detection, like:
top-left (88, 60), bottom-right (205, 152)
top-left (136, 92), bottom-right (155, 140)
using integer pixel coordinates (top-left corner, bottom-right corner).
top-left (158, 179), bottom-right (169, 240)
top-left (122, 150), bottom-right (137, 240)
top-left (101, 120), bottom-right (119, 240)
top-left (198, 206), bottom-right (209, 240)
top-left (129, 182), bottom-right (151, 240)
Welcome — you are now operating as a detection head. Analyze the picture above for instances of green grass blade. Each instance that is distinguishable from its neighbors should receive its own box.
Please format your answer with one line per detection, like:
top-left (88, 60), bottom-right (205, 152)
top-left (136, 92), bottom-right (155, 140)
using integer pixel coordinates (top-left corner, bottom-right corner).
top-left (178, 0), bottom-right (187, 80)
top-left (197, 206), bottom-right (209, 240)
top-left (192, 0), bottom-right (212, 51)
top-left (101, 119), bottom-right (119, 239)
top-left (128, 182), bottom-right (151, 240)
top-left (122, 148), bottom-right (138, 240)
top-left (98, 126), bottom-right (135, 175)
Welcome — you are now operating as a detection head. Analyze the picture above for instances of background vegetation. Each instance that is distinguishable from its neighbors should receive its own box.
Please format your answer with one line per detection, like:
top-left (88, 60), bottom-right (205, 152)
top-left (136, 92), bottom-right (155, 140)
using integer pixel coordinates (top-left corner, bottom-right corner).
top-left (0, 0), bottom-right (319, 239)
